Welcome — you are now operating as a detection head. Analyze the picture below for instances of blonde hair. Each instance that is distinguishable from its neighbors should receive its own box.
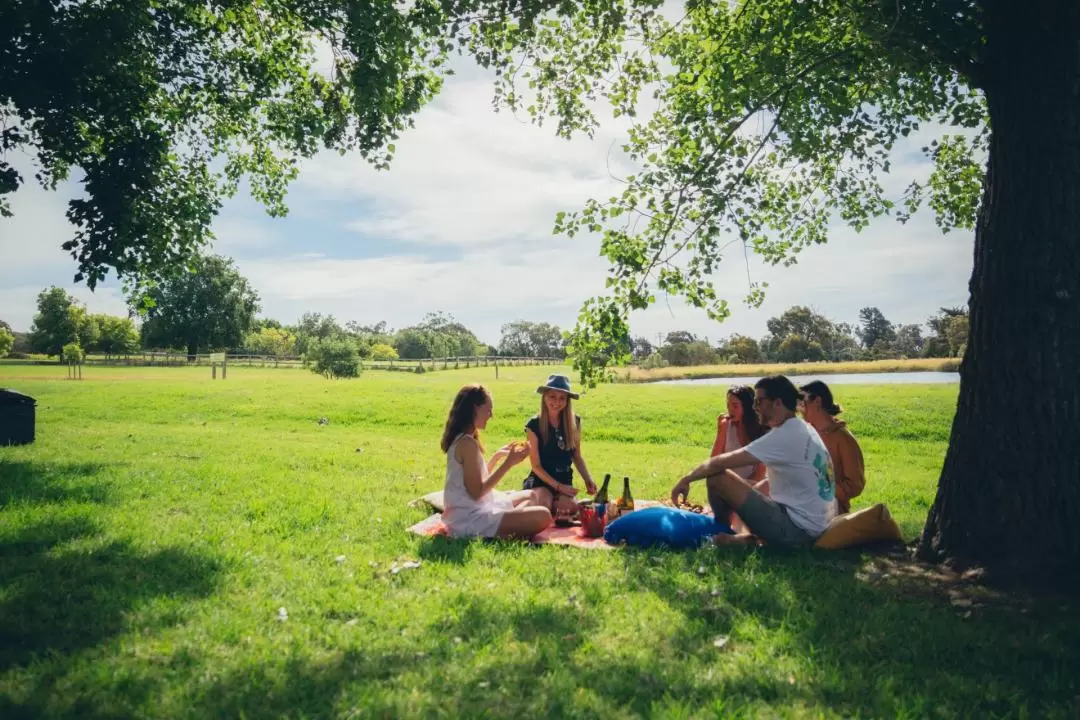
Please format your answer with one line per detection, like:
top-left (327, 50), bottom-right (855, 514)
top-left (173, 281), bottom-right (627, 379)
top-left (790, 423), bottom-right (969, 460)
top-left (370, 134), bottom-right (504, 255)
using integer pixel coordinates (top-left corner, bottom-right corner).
top-left (537, 391), bottom-right (579, 451)
top-left (441, 384), bottom-right (489, 454)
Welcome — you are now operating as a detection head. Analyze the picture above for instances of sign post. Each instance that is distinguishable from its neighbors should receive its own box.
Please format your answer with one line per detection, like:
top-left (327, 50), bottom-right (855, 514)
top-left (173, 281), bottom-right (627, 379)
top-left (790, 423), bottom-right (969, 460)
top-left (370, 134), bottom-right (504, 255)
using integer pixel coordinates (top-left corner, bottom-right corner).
top-left (210, 352), bottom-right (226, 379)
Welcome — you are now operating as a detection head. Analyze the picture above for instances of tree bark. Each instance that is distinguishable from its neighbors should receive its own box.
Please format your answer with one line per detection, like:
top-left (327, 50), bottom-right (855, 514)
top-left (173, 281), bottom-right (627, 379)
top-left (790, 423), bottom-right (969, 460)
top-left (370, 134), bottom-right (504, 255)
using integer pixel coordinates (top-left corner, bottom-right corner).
top-left (917, 1), bottom-right (1080, 579)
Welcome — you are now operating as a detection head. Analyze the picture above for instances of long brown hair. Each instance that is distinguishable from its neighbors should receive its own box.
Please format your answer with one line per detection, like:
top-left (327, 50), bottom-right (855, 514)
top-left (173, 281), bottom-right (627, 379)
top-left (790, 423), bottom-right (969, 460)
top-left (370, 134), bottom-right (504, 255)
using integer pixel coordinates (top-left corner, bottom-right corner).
top-left (728, 385), bottom-right (766, 444)
top-left (537, 391), bottom-right (579, 451)
top-left (440, 384), bottom-right (490, 453)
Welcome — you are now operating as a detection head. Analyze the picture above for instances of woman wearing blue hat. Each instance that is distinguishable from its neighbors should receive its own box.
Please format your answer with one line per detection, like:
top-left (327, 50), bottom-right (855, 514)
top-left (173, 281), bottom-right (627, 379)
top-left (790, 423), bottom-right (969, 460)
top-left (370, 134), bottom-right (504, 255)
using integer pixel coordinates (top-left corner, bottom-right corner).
top-left (521, 374), bottom-right (599, 519)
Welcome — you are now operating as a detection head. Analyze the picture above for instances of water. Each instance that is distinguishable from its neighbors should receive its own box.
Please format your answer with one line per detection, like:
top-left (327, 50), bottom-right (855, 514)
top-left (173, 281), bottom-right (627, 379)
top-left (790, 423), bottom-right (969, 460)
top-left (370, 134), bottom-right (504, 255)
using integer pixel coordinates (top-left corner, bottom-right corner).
top-left (654, 371), bottom-right (960, 386)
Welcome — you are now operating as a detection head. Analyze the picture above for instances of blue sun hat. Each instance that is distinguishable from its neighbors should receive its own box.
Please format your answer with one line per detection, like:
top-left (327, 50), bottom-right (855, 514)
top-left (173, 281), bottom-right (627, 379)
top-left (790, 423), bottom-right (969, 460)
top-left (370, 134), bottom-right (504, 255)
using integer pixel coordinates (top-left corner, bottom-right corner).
top-left (536, 374), bottom-right (580, 400)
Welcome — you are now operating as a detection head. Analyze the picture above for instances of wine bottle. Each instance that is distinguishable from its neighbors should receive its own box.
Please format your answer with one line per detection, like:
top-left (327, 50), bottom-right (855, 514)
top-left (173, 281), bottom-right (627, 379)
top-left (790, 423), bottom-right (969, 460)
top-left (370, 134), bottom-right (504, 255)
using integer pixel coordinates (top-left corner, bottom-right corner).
top-left (617, 476), bottom-right (635, 513)
top-left (594, 473), bottom-right (611, 504)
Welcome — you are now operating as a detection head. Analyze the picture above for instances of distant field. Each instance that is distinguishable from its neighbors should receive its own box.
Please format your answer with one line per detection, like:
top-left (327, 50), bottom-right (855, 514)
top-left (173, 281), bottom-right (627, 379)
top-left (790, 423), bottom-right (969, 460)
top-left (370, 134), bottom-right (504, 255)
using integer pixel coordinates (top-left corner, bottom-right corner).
top-left (1, 364), bottom-right (1076, 718)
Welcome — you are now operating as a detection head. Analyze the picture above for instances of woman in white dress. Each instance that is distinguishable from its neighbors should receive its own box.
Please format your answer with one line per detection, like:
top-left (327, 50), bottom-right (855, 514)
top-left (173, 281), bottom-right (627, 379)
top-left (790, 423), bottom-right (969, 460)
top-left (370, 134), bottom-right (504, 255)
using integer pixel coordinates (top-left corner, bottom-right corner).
top-left (440, 384), bottom-right (553, 538)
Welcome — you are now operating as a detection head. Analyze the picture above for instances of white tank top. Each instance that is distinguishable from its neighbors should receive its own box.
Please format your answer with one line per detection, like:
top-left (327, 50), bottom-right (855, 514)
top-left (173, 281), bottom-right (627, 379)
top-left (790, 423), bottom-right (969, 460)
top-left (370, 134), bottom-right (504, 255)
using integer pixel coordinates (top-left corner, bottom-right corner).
top-left (725, 422), bottom-right (754, 480)
top-left (443, 434), bottom-right (495, 522)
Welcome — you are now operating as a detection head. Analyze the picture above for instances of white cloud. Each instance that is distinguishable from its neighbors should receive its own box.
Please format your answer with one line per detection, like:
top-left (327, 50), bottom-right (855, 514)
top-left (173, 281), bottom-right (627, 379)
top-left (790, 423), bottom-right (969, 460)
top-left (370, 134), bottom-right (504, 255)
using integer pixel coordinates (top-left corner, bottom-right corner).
top-left (301, 77), bottom-right (633, 249)
top-left (241, 238), bottom-right (611, 342)
top-left (210, 216), bottom-right (279, 254)
top-left (0, 168), bottom-right (80, 270)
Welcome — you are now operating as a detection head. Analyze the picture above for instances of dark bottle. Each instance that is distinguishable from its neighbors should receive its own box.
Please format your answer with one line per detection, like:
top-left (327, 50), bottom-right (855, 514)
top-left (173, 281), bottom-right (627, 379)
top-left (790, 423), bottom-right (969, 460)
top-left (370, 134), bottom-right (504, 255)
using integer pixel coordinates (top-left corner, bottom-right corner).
top-left (594, 473), bottom-right (611, 504)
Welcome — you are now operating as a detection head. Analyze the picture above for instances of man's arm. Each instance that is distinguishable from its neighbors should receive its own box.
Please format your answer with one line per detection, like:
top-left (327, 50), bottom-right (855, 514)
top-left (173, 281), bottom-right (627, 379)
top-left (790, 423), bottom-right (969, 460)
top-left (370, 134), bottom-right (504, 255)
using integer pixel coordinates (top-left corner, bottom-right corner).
top-left (671, 447), bottom-right (761, 505)
top-left (682, 447), bottom-right (761, 484)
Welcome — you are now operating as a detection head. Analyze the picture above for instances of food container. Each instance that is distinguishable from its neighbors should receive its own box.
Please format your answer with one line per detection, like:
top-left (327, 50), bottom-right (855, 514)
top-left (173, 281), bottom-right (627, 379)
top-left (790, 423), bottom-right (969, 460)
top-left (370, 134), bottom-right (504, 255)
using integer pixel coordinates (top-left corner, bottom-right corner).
top-left (580, 503), bottom-right (606, 538)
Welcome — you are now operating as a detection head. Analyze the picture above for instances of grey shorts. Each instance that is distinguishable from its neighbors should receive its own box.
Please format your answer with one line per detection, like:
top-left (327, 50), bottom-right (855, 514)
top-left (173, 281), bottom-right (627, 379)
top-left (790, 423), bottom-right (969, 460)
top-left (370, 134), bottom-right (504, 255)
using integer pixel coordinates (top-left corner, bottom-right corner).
top-left (738, 492), bottom-right (817, 548)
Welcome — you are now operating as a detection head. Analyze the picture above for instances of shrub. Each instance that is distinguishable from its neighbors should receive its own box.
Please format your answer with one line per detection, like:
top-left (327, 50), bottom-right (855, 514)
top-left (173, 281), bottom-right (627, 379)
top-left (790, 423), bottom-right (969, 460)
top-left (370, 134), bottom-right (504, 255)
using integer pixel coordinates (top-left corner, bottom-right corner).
top-left (308, 339), bottom-right (360, 379)
top-left (61, 342), bottom-right (85, 364)
top-left (371, 343), bottom-right (399, 361)
top-left (639, 352), bottom-right (669, 369)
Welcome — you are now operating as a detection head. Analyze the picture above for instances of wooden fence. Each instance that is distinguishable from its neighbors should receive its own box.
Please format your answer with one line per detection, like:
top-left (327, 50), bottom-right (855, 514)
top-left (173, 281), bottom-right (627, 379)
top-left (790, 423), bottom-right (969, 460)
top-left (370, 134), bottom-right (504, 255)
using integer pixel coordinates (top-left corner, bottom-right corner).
top-left (75, 352), bottom-right (561, 371)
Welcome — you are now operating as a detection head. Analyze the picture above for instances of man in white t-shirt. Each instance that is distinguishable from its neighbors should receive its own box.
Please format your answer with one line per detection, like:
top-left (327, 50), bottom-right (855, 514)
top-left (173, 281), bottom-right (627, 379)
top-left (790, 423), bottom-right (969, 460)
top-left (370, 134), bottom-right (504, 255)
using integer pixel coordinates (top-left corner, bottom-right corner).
top-left (671, 375), bottom-right (838, 547)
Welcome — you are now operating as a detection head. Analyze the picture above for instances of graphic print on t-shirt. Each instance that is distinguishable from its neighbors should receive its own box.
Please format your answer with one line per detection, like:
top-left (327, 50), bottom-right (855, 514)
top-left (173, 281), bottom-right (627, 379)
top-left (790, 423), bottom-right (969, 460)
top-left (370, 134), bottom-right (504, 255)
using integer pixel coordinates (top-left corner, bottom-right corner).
top-left (813, 452), bottom-right (835, 501)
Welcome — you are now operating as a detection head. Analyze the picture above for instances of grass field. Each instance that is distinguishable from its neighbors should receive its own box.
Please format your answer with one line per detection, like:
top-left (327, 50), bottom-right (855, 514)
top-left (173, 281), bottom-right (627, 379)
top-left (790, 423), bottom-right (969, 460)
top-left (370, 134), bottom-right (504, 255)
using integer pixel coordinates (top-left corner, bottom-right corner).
top-left (622, 358), bottom-right (962, 383)
top-left (1, 364), bottom-right (1077, 718)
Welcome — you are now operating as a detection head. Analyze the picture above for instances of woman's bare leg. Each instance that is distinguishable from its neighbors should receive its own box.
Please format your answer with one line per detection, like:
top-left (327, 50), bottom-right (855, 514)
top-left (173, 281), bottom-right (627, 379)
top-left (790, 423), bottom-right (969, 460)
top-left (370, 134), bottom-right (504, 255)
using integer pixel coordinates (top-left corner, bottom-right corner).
top-left (496, 507), bottom-right (553, 538)
top-left (505, 489), bottom-right (544, 508)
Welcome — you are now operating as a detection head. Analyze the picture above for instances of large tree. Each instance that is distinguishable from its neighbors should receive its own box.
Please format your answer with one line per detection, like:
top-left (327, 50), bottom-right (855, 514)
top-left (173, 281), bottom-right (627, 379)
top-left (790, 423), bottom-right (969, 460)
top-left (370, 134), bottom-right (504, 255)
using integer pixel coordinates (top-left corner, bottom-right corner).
top-left (291, 313), bottom-right (345, 356)
top-left (136, 254), bottom-right (259, 358)
top-left (28, 287), bottom-right (99, 356)
top-left (765, 307), bottom-right (837, 350)
top-left (498, 320), bottom-right (565, 357)
top-left (90, 314), bottom-right (141, 358)
top-left (856, 307), bottom-right (896, 350)
top-left (892, 323), bottom-right (926, 359)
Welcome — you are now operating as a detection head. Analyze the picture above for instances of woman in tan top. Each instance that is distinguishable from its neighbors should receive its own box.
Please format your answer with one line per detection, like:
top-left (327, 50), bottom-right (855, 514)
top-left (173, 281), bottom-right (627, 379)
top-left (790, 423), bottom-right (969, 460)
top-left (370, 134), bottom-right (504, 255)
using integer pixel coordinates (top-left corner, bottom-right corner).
top-left (798, 380), bottom-right (865, 514)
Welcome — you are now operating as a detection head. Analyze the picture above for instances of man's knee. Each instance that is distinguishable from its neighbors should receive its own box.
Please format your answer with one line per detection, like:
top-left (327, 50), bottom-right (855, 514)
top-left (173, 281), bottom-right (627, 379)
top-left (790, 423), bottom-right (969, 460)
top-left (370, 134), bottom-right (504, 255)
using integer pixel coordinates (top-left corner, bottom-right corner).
top-left (705, 470), bottom-right (740, 492)
top-left (706, 471), bottom-right (751, 503)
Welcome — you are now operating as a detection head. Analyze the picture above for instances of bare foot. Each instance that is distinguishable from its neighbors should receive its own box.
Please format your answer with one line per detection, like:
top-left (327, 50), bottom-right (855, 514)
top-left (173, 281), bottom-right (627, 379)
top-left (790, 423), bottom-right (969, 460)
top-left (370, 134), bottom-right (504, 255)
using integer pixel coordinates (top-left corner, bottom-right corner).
top-left (712, 532), bottom-right (757, 547)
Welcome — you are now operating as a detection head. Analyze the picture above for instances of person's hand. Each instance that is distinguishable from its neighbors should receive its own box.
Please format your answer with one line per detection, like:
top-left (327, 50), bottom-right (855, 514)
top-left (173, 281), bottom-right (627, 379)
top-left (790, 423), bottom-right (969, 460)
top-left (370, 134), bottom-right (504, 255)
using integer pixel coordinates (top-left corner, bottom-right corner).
top-left (505, 441), bottom-right (530, 465)
top-left (671, 476), bottom-right (692, 506)
top-left (492, 443), bottom-right (512, 461)
top-left (584, 477), bottom-right (598, 495)
top-left (557, 484), bottom-right (579, 497)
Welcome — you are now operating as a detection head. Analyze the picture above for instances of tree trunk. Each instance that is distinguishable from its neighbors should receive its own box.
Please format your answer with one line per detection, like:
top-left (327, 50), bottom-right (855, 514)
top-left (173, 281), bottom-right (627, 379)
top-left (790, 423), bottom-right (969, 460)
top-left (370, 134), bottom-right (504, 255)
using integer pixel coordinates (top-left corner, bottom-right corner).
top-left (917, 1), bottom-right (1080, 579)
top-left (187, 342), bottom-right (197, 363)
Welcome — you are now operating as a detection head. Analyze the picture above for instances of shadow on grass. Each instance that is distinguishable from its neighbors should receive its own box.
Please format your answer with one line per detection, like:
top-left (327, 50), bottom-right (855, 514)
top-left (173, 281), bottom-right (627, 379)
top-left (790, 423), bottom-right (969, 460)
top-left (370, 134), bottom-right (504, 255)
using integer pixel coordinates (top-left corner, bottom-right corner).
top-left (415, 534), bottom-right (544, 565)
top-left (0, 459), bottom-right (115, 506)
top-left (0, 460), bottom-right (223, 718)
top-left (612, 547), bottom-right (1080, 718)
top-left (185, 546), bottom-right (1078, 718)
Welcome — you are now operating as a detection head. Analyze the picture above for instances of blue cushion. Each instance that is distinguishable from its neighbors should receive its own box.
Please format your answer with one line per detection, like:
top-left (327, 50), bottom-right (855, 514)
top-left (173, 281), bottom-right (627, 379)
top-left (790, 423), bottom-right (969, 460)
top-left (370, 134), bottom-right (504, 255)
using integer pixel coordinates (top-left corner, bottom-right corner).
top-left (603, 506), bottom-right (733, 549)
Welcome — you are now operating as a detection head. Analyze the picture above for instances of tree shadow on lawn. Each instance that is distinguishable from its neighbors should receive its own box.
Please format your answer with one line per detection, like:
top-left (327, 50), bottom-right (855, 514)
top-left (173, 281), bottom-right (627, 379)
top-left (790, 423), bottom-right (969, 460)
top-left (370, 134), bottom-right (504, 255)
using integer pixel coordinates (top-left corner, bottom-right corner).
top-left (415, 533), bottom-right (548, 565)
top-left (186, 545), bottom-right (1080, 718)
top-left (614, 547), bottom-right (1080, 718)
top-left (0, 460), bottom-right (224, 718)
top-left (181, 587), bottom-right (809, 718)
top-left (0, 459), bottom-right (115, 507)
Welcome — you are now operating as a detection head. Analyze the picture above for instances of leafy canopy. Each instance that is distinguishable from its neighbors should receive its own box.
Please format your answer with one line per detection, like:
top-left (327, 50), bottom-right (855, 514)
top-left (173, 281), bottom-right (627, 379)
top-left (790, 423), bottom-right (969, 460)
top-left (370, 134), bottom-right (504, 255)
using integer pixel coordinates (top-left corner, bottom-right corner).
top-left (3, 1), bottom-right (989, 383)
top-left (1, 0), bottom-right (455, 286)
top-left (473, 0), bottom-right (988, 383)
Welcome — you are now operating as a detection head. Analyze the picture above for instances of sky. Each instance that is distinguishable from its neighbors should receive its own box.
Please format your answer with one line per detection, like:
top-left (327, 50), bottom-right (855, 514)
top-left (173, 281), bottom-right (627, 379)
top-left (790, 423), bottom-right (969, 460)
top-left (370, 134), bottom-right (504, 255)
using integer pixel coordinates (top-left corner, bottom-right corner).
top-left (0, 62), bottom-right (974, 345)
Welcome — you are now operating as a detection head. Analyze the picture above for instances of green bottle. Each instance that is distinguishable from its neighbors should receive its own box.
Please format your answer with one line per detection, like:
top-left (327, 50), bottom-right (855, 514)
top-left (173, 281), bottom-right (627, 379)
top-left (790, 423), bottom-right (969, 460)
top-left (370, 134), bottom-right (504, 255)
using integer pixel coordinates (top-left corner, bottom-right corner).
top-left (594, 473), bottom-right (611, 504)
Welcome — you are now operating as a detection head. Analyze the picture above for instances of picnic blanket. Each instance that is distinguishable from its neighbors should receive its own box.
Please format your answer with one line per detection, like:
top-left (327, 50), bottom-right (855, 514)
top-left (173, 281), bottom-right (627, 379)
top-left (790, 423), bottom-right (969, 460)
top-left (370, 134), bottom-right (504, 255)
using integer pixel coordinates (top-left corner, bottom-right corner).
top-left (406, 497), bottom-right (665, 550)
top-left (407, 491), bottom-right (903, 550)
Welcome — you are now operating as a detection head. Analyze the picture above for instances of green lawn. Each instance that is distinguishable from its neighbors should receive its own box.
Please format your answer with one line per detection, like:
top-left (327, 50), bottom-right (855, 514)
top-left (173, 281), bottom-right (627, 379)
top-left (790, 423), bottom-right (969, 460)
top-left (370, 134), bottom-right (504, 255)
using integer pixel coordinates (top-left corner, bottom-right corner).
top-left (1, 365), bottom-right (1076, 718)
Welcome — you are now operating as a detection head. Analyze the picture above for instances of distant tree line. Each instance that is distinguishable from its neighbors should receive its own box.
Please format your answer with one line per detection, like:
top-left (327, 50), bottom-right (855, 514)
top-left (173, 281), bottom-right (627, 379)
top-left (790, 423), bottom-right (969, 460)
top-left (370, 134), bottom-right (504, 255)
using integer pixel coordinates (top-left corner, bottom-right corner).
top-left (2, 254), bottom-right (966, 373)
top-left (631, 305), bottom-right (969, 368)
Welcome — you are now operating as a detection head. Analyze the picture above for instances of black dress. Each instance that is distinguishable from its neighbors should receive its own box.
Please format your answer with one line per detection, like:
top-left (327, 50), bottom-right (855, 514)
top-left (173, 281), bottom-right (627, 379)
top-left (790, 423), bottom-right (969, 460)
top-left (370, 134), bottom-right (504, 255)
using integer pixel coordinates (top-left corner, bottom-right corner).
top-left (521, 415), bottom-right (579, 491)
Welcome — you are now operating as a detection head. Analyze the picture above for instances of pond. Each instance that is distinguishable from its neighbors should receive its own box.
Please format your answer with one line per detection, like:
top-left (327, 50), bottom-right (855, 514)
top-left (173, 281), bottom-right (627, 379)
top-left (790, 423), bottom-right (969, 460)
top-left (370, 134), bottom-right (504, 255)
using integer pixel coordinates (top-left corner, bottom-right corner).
top-left (653, 371), bottom-right (960, 386)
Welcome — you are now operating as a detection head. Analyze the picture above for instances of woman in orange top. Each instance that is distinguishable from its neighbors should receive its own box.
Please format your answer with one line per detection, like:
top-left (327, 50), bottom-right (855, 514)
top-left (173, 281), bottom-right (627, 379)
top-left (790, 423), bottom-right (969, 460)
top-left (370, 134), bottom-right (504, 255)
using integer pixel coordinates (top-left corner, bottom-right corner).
top-left (710, 385), bottom-right (768, 485)
top-left (798, 380), bottom-right (865, 514)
